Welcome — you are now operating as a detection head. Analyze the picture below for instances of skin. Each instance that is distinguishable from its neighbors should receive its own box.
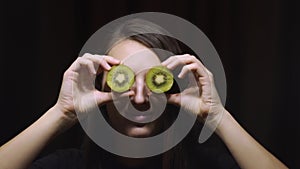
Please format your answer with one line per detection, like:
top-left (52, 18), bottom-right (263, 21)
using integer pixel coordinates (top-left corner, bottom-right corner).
top-left (0, 39), bottom-right (288, 169)
top-left (106, 39), bottom-right (165, 138)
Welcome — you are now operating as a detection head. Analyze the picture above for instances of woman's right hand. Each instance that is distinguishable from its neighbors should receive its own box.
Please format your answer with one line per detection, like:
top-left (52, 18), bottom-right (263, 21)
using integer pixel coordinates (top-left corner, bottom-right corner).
top-left (54, 53), bottom-right (120, 125)
top-left (0, 54), bottom-right (120, 169)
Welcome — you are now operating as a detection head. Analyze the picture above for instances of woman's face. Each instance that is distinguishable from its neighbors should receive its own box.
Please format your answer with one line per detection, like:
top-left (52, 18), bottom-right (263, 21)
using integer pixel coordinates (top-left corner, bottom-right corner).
top-left (104, 39), bottom-right (166, 138)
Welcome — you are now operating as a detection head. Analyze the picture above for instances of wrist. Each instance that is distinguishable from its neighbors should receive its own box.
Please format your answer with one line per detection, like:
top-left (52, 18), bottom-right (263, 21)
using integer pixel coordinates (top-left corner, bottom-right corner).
top-left (215, 110), bottom-right (233, 136)
top-left (197, 105), bottom-right (225, 127)
top-left (53, 102), bottom-right (77, 120)
top-left (49, 104), bottom-right (78, 132)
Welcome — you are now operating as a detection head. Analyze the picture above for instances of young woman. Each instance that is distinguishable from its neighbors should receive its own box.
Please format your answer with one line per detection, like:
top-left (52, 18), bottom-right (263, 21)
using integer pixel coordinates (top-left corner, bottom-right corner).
top-left (0, 19), bottom-right (288, 169)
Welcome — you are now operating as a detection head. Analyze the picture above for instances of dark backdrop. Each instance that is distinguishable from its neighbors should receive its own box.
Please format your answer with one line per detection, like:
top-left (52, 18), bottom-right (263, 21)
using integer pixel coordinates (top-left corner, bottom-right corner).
top-left (1, 0), bottom-right (299, 168)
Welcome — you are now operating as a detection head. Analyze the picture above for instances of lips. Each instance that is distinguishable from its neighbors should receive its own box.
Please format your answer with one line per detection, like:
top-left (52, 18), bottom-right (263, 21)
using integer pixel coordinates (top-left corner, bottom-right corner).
top-left (132, 115), bottom-right (152, 124)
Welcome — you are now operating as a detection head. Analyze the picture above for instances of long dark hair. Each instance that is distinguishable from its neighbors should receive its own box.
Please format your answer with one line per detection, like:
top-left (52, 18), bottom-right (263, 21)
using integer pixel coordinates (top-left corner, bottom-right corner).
top-left (82, 18), bottom-right (200, 169)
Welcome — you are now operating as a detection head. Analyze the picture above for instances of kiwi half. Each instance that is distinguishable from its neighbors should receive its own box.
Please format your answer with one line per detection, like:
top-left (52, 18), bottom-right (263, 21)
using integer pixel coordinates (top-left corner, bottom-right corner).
top-left (106, 65), bottom-right (135, 92)
top-left (146, 66), bottom-right (174, 93)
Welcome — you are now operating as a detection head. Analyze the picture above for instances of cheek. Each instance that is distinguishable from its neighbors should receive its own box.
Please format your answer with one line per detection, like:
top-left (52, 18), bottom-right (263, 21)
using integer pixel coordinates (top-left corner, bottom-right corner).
top-left (106, 103), bottom-right (120, 123)
top-left (105, 104), bottom-right (125, 133)
top-left (106, 103), bottom-right (131, 132)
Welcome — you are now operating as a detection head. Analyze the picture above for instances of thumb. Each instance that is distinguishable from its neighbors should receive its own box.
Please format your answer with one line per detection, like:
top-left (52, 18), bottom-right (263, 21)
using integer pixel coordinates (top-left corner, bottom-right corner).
top-left (94, 91), bottom-right (112, 106)
top-left (94, 90), bottom-right (135, 106)
top-left (167, 93), bottom-right (181, 106)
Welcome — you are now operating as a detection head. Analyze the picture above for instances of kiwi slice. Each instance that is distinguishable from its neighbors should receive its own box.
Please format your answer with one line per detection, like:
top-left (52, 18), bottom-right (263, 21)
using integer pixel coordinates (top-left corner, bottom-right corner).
top-left (106, 65), bottom-right (135, 92)
top-left (146, 66), bottom-right (174, 93)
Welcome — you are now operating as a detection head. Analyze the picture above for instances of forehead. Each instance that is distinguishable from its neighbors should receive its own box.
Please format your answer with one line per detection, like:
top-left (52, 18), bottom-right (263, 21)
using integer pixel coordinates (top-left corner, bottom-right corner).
top-left (108, 39), bottom-right (161, 73)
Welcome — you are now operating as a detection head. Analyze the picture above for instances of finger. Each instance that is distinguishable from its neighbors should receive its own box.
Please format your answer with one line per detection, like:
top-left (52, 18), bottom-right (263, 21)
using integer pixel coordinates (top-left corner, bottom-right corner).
top-left (176, 54), bottom-right (198, 60)
top-left (163, 54), bottom-right (211, 85)
top-left (70, 57), bottom-right (96, 75)
top-left (112, 90), bottom-right (135, 99)
top-left (84, 54), bottom-right (111, 71)
top-left (68, 57), bottom-right (95, 73)
top-left (110, 90), bottom-right (135, 105)
top-left (178, 63), bottom-right (199, 78)
top-left (68, 57), bottom-right (81, 72)
top-left (83, 54), bottom-right (120, 72)
top-left (186, 61), bottom-right (209, 80)
top-left (82, 53), bottom-right (120, 64)
top-left (187, 71), bottom-right (199, 87)
top-left (166, 93), bottom-right (181, 106)
top-left (192, 57), bottom-right (212, 78)
top-left (161, 55), bottom-right (178, 67)
top-left (101, 55), bottom-right (120, 65)
top-left (94, 91), bottom-right (112, 106)
top-left (162, 55), bottom-right (195, 70)
top-left (161, 54), bottom-right (195, 66)
top-left (91, 55), bottom-right (121, 70)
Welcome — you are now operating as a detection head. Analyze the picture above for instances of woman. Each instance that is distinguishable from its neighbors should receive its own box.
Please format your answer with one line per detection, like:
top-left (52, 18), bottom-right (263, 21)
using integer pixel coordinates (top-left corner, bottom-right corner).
top-left (0, 19), bottom-right (288, 169)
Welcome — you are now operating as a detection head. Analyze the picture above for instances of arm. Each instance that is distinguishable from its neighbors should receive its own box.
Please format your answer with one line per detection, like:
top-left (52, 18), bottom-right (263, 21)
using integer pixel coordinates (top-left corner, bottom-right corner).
top-left (216, 110), bottom-right (287, 169)
top-left (0, 105), bottom-right (75, 169)
top-left (162, 54), bottom-right (288, 169)
top-left (0, 54), bottom-right (119, 169)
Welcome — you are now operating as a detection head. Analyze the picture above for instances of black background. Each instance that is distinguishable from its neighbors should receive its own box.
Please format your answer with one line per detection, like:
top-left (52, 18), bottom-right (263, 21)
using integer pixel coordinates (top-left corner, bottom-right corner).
top-left (0, 0), bottom-right (299, 168)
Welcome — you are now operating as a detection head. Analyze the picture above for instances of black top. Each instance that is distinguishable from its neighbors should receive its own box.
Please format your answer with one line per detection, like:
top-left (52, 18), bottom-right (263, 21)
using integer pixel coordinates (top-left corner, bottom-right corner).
top-left (29, 147), bottom-right (240, 169)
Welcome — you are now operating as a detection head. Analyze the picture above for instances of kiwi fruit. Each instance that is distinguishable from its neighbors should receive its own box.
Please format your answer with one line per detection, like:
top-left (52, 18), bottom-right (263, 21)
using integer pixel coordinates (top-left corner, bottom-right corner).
top-left (146, 66), bottom-right (174, 93)
top-left (106, 65), bottom-right (135, 92)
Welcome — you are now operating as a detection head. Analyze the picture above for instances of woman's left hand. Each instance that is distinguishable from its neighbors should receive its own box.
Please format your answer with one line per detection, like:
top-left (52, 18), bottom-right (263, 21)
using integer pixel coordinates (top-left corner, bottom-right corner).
top-left (161, 54), bottom-right (225, 125)
top-left (162, 54), bottom-right (289, 168)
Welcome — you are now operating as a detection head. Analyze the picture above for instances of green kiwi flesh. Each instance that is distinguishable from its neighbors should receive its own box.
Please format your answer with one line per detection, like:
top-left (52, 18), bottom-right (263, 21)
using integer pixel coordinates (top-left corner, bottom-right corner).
top-left (146, 66), bottom-right (173, 93)
top-left (106, 65), bottom-right (135, 92)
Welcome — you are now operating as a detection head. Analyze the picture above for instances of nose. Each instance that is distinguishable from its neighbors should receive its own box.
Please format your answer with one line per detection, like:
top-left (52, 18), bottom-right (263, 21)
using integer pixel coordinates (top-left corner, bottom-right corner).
top-left (131, 76), bottom-right (149, 104)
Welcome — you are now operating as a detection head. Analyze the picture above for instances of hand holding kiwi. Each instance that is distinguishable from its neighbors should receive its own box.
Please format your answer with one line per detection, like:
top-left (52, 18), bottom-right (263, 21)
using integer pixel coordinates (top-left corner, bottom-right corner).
top-left (161, 54), bottom-right (225, 124)
top-left (56, 53), bottom-right (120, 120)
